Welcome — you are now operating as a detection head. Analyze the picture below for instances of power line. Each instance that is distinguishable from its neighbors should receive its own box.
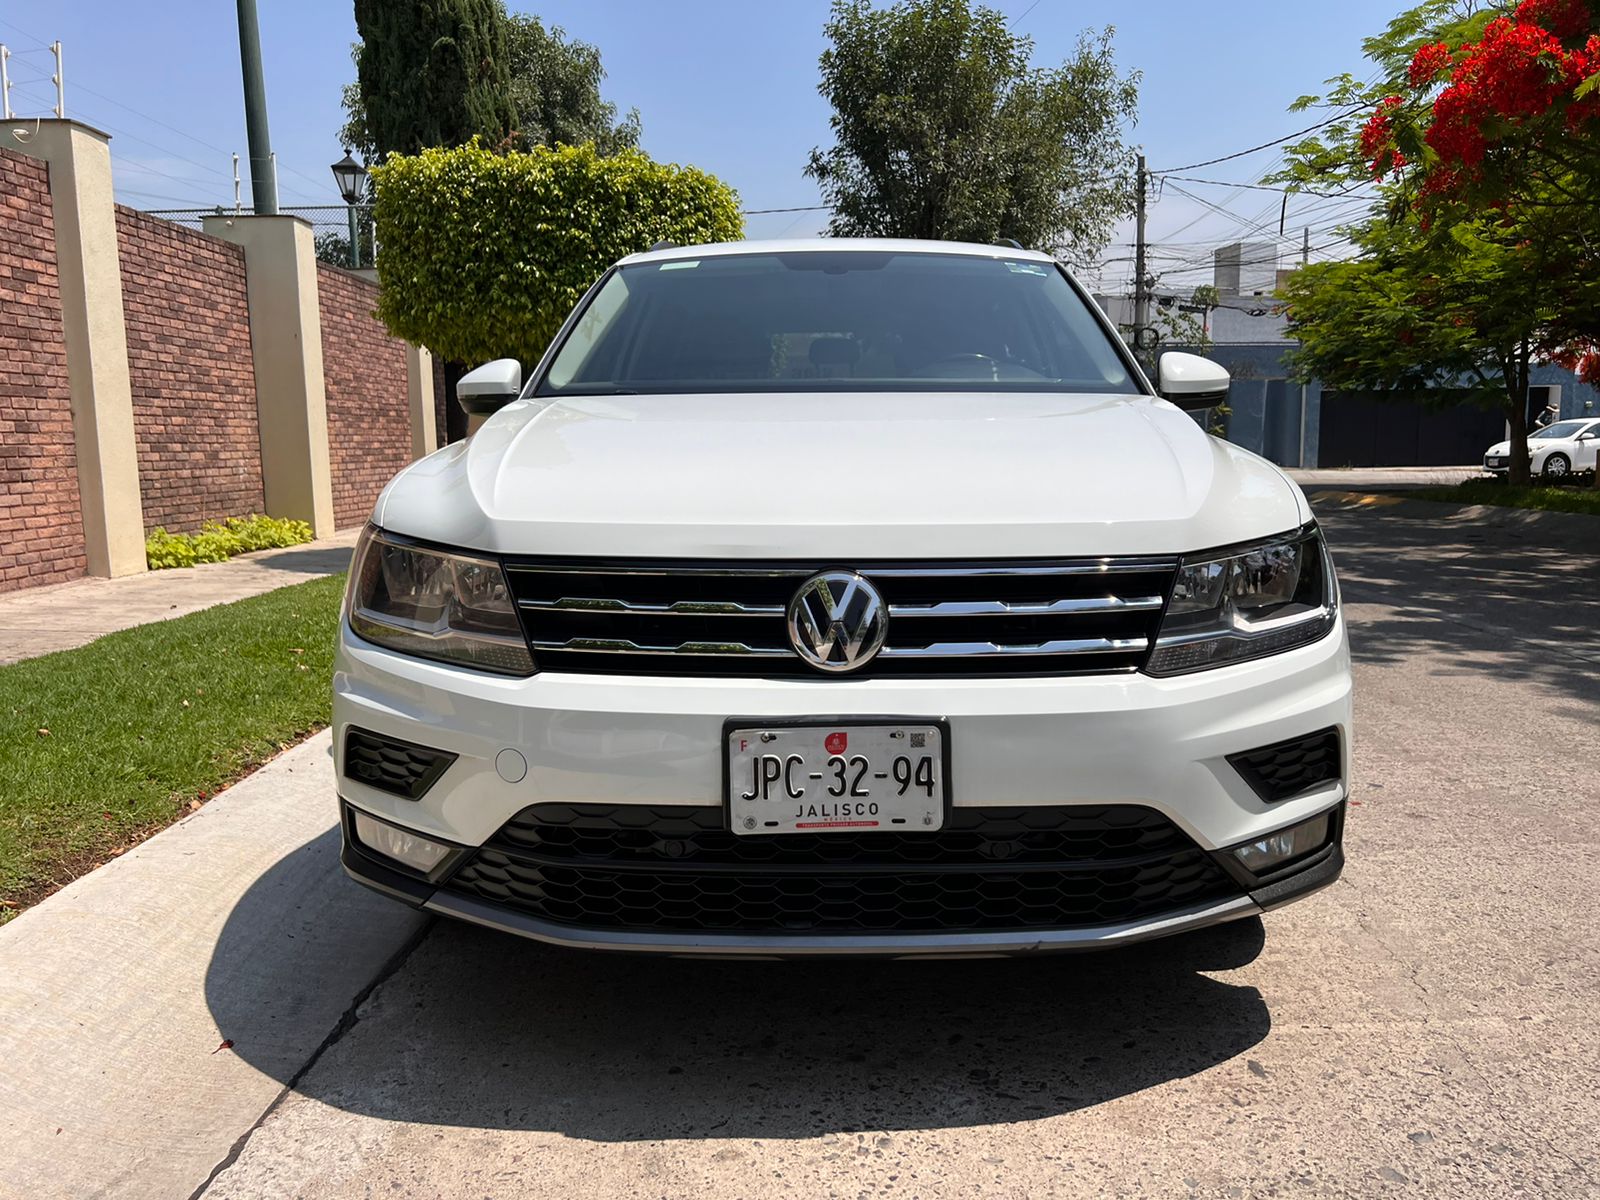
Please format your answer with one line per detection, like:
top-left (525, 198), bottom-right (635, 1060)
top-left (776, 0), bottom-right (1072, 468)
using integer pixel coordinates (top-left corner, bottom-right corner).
top-left (1008, 0), bottom-right (1043, 25)
top-left (1152, 108), bottom-right (1361, 174)
top-left (742, 204), bottom-right (832, 216)
top-left (0, 16), bottom-right (329, 203)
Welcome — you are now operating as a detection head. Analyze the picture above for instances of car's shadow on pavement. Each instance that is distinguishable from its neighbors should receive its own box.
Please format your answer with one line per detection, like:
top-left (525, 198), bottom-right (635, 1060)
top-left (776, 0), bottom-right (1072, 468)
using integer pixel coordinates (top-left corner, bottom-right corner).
top-left (206, 832), bottom-right (1270, 1140)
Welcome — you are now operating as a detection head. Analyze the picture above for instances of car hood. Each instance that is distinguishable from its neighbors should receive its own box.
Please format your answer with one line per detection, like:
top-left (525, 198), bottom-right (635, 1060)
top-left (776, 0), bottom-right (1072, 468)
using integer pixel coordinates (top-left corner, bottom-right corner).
top-left (377, 391), bottom-right (1309, 559)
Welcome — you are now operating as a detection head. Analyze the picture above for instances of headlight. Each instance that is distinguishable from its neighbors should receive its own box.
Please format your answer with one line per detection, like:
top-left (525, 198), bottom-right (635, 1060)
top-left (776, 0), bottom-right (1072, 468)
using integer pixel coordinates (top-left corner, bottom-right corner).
top-left (345, 526), bottom-right (534, 675)
top-left (1145, 527), bottom-right (1337, 676)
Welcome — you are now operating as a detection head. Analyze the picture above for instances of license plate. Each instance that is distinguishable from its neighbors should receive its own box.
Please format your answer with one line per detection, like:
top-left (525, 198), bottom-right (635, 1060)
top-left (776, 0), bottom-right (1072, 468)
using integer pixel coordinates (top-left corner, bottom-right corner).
top-left (725, 721), bottom-right (946, 835)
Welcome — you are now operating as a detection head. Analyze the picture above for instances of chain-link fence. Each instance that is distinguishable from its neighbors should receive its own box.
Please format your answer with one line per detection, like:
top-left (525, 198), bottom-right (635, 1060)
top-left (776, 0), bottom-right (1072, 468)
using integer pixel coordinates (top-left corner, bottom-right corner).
top-left (142, 204), bottom-right (375, 270)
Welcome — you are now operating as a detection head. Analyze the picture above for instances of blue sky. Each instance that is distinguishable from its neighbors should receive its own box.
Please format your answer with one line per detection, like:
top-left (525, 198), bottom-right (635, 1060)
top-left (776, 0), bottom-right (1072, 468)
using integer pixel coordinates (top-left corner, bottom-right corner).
top-left (2, 0), bottom-right (1400, 292)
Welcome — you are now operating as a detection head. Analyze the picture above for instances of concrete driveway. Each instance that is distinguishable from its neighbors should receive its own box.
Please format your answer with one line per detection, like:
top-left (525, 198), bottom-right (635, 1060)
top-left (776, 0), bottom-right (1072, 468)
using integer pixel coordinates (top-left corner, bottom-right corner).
top-left (3, 496), bottom-right (1597, 1198)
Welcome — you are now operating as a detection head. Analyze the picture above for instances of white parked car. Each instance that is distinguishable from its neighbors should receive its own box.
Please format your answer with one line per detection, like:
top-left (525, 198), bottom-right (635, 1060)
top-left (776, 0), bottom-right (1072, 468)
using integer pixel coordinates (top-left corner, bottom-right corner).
top-left (334, 239), bottom-right (1351, 955)
top-left (1483, 418), bottom-right (1600, 478)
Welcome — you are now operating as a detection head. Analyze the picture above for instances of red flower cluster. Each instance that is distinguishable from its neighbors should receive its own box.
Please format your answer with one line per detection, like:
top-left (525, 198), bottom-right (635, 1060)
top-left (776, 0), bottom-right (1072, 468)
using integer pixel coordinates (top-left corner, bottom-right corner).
top-left (1369, 0), bottom-right (1600, 185)
top-left (1361, 95), bottom-right (1407, 176)
top-left (1514, 0), bottom-right (1591, 39)
top-left (1408, 41), bottom-right (1454, 87)
top-left (1426, 15), bottom-right (1590, 171)
top-left (1554, 343), bottom-right (1600, 385)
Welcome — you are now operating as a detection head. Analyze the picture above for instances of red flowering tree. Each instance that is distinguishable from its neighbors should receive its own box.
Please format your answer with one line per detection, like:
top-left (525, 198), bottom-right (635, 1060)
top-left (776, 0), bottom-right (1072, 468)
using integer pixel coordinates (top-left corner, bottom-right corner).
top-left (1276, 0), bottom-right (1600, 484)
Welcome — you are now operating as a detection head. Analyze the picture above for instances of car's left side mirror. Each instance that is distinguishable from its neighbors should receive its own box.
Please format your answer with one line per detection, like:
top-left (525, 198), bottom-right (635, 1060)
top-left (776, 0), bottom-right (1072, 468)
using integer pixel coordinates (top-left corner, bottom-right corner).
top-left (1156, 352), bottom-right (1230, 412)
top-left (456, 358), bottom-right (523, 416)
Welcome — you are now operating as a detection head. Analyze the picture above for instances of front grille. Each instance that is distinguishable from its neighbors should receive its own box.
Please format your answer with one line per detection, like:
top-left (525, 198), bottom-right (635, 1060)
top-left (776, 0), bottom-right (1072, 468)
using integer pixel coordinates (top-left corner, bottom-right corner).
top-left (343, 727), bottom-right (457, 800)
top-left (1228, 728), bottom-right (1341, 803)
top-left (441, 803), bottom-right (1239, 934)
top-left (503, 558), bottom-right (1176, 678)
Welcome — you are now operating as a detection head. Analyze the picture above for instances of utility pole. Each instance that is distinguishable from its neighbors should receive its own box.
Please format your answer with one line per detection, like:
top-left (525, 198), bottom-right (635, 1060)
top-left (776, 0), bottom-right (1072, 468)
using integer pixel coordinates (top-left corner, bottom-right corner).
top-left (1297, 224), bottom-right (1312, 468)
top-left (1133, 154), bottom-right (1150, 347)
top-left (235, 0), bottom-right (277, 215)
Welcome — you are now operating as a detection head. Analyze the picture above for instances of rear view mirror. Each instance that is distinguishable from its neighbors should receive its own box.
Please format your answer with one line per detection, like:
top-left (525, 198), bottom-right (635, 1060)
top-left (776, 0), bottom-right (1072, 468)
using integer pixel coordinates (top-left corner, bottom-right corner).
top-left (1157, 352), bottom-right (1230, 412)
top-left (456, 358), bottom-right (523, 416)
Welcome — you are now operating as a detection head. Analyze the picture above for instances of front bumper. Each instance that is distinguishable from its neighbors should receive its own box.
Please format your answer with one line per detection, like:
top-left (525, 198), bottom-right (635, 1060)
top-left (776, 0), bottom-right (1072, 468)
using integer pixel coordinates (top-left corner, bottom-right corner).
top-left (333, 614), bottom-right (1352, 955)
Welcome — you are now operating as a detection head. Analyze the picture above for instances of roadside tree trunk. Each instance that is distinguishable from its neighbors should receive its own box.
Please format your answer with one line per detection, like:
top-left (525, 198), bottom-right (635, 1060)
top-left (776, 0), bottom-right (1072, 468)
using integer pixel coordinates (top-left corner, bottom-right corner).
top-left (1503, 340), bottom-right (1532, 486)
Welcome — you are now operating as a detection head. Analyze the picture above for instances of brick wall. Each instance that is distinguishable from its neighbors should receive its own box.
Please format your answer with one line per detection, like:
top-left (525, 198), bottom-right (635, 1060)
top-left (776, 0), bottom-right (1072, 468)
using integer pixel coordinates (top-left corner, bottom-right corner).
top-left (0, 147), bottom-right (87, 594)
top-left (116, 206), bottom-right (262, 532)
top-left (318, 265), bottom-right (411, 528)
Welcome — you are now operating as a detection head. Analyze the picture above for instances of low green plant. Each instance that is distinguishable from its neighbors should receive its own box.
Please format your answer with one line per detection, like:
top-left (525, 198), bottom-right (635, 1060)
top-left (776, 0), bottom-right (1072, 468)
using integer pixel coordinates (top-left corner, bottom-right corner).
top-left (144, 515), bottom-right (315, 570)
top-left (370, 139), bottom-right (743, 365)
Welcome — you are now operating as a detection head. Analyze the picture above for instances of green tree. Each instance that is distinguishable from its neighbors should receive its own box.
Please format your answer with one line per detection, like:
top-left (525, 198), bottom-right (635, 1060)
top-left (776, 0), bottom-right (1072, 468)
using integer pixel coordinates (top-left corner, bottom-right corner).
top-left (351, 0), bottom-right (516, 158)
top-left (1273, 0), bottom-right (1597, 484)
top-left (504, 13), bottom-right (641, 153)
top-left (1280, 204), bottom-right (1560, 484)
top-left (805, 0), bottom-right (1139, 260)
top-left (342, 7), bottom-right (639, 158)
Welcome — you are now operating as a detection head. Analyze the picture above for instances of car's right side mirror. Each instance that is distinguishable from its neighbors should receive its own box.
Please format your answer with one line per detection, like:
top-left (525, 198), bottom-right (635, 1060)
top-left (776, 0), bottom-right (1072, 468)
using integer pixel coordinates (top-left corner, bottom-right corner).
top-left (456, 358), bottom-right (524, 416)
top-left (1156, 352), bottom-right (1230, 412)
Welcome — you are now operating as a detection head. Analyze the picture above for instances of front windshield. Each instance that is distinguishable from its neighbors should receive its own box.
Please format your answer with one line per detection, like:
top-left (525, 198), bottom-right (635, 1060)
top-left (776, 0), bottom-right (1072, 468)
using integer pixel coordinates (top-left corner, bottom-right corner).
top-left (537, 250), bottom-right (1139, 396)
top-left (1532, 421), bottom-right (1586, 440)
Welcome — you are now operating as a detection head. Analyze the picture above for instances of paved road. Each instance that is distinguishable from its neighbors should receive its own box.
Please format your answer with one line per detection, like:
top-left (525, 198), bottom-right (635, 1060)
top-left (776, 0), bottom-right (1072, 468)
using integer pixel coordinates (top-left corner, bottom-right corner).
top-left (187, 498), bottom-right (1600, 1199)
top-left (4, 500), bottom-right (1595, 1199)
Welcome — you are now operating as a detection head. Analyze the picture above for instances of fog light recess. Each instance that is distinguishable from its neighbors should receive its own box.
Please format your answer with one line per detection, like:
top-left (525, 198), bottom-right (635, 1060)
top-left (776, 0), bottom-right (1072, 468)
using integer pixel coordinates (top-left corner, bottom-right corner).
top-left (352, 809), bottom-right (452, 874)
top-left (1231, 812), bottom-right (1331, 874)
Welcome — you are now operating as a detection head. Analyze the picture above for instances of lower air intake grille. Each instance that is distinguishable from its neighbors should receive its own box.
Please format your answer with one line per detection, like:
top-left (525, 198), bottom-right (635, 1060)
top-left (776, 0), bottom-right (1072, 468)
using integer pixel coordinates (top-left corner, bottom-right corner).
top-left (441, 803), bottom-right (1239, 934)
top-left (1228, 728), bottom-right (1342, 803)
top-left (343, 727), bottom-right (457, 800)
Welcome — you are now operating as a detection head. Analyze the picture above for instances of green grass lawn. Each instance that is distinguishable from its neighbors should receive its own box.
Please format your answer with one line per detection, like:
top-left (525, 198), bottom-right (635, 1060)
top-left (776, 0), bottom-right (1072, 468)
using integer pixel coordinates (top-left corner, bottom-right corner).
top-left (1401, 478), bottom-right (1600, 516)
top-left (0, 573), bottom-right (345, 920)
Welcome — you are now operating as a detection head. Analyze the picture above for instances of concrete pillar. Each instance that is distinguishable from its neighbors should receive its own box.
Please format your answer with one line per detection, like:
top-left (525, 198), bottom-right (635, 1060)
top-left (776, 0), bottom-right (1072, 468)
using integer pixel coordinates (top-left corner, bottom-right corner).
top-left (406, 345), bottom-right (437, 459)
top-left (2, 120), bottom-right (147, 578)
top-left (202, 214), bottom-right (335, 537)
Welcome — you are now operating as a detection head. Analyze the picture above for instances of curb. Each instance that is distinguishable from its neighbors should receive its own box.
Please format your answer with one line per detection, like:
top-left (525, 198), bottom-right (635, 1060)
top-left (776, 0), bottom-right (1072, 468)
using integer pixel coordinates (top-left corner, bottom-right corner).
top-left (1308, 489), bottom-right (1600, 548)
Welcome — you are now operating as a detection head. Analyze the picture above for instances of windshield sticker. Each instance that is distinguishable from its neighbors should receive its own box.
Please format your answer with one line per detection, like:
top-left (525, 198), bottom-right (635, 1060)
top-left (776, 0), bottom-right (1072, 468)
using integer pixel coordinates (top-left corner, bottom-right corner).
top-left (1005, 261), bottom-right (1049, 275)
top-left (659, 260), bottom-right (700, 270)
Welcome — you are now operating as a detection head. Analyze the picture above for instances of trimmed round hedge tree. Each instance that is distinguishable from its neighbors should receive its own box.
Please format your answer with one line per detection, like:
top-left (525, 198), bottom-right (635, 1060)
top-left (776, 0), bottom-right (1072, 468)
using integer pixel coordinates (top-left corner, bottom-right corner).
top-left (370, 141), bottom-right (743, 366)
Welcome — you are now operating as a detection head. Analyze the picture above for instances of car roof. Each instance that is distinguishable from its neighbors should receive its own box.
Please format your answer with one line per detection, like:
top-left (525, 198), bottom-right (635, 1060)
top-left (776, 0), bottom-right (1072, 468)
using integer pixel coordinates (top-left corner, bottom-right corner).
top-left (617, 237), bottom-right (1061, 268)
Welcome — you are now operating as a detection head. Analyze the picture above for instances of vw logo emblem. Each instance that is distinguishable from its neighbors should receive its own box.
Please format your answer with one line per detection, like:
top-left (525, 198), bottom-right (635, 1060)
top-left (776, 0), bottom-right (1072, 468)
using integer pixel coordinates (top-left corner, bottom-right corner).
top-left (786, 571), bottom-right (888, 674)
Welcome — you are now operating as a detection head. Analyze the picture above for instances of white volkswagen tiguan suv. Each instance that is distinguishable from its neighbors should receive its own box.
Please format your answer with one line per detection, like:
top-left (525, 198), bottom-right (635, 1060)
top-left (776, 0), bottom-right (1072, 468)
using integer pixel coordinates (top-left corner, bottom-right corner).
top-left (334, 239), bottom-right (1351, 955)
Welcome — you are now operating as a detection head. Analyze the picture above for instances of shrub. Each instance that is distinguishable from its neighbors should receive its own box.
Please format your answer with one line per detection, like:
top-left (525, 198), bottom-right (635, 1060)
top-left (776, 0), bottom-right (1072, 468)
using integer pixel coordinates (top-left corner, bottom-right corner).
top-left (145, 515), bottom-right (315, 571)
top-left (369, 140), bottom-right (744, 365)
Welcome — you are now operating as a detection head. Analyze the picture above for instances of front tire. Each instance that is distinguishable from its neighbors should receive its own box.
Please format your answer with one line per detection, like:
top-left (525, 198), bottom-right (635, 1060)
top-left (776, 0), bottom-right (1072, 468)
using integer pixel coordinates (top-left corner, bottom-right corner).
top-left (1542, 452), bottom-right (1571, 480)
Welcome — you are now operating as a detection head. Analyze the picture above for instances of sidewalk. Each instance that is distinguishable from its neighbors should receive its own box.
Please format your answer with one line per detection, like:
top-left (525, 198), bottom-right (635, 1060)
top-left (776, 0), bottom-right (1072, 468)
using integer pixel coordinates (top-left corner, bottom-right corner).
top-left (0, 731), bottom-right (424, 1200)
top-left (0, 528), bottom-right (361, 666)
top-left (1286, 464), bottom-right (1483, 488)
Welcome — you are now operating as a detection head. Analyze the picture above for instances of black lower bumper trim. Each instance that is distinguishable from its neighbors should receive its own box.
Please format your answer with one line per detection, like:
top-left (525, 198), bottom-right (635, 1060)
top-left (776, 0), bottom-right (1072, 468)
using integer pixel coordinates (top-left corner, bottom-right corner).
top-left (1248, 841), bottom-right (1344, 910)
top-left (339, 801), bottom-right (435, 907)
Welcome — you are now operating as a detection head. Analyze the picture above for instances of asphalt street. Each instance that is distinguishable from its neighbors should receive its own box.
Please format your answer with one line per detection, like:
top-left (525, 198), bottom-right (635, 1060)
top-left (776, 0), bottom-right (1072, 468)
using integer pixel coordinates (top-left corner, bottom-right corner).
top-left (101, 499), bottom-right (1600, 1196)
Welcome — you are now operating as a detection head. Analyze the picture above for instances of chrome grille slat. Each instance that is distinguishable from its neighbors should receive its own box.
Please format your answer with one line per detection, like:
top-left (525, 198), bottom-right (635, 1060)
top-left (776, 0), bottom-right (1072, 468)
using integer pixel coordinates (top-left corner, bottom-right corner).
top-left (521, 597), bottom-right (785, 616)
top-left (881, 637), bottom-right (1150, 659)
top-left (888, 596), bottom-right (1163, 618)
top-left (503, 558), bottom-right (1175, 678)
top-left (526, 637), bottom-right (793, 658)
top-left (865, 561), bottom-right (1176, 577)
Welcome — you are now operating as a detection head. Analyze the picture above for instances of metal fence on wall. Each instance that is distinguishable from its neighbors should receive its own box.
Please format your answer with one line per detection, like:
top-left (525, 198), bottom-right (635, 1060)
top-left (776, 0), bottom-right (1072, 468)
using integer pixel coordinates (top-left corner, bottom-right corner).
top-left (142, 204), bottom-right (375, 270)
